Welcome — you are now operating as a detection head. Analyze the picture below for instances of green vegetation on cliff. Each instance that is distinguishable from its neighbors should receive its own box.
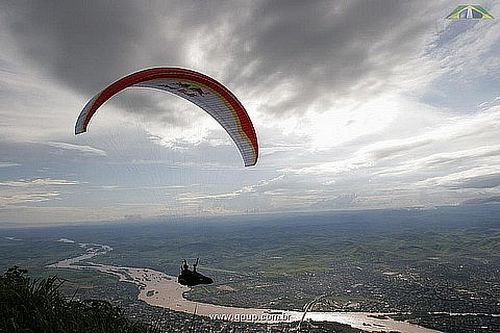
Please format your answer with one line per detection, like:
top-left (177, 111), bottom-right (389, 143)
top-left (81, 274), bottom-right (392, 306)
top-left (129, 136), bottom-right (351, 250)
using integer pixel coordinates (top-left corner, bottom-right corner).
top-left (0, 267), bottom-right (157, 333)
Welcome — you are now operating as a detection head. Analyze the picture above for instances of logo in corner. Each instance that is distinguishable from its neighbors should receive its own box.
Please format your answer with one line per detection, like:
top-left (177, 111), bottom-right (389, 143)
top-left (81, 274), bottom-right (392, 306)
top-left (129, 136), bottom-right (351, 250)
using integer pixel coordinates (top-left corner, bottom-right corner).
top-left (446, 5), bottom-right (494, 20)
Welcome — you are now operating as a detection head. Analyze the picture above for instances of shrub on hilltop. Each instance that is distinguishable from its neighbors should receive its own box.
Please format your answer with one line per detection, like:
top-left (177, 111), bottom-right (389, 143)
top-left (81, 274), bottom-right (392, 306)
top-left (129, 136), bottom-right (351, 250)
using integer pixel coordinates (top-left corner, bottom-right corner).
top-left (0, 266), bottom-right (157, 333)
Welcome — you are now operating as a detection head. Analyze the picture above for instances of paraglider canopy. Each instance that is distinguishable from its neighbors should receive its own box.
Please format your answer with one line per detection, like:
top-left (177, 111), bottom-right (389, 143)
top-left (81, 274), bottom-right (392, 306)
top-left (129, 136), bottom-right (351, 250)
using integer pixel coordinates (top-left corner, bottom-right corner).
top-left (75, 67), bottom-right (258, 166)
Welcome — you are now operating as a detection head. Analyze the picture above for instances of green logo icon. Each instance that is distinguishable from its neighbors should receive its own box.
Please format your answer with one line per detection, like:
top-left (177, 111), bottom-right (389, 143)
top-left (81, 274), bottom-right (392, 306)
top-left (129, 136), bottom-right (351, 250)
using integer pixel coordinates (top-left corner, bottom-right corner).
top-left (446, 5), bottom-right (494, 19)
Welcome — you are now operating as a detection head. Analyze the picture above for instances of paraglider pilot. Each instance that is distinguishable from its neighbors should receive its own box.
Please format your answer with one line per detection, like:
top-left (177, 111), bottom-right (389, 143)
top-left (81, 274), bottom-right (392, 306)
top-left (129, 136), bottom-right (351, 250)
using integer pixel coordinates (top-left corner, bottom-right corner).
top-left (178, 258), bottom-right (213, 287)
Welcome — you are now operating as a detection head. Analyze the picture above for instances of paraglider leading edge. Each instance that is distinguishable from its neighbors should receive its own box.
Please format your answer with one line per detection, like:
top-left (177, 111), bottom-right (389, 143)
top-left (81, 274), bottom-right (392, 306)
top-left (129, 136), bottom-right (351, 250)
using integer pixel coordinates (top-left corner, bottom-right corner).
top-left (74, 67), bottom-right (258, 167)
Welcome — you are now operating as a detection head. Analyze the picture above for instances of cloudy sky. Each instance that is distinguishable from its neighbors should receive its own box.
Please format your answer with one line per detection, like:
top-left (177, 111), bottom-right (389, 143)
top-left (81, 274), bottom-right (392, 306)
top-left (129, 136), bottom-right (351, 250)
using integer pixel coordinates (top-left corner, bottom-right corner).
top-left (1, 0), bottom-right (499, 226)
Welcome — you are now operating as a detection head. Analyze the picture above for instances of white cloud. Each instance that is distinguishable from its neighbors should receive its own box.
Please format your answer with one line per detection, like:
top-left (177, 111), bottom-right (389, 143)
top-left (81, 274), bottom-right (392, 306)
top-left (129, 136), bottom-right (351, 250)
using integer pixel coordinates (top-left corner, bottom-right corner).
top-left (47, 142), bottom-right (107, 156)
top-left (0, 178), bottom-right (79, 187)
top-left (375, 145), bottom-right (500, 177)
top-left (0, 178), bottom-right (79, 208)
top-left (418, 166), bottom-right (500, 189)
top-left (0, 192), bottom-right (60, 206)
top-left (0, 162), bottom-right (19, 168)
top-left (177, 175), bottom-right (285, 203)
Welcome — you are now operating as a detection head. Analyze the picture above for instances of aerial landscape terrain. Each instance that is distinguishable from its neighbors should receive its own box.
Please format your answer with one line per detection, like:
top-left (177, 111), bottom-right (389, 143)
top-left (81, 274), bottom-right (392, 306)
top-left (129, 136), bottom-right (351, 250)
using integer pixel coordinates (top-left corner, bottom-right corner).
top-left (2, 206), bottom-right (499, 332)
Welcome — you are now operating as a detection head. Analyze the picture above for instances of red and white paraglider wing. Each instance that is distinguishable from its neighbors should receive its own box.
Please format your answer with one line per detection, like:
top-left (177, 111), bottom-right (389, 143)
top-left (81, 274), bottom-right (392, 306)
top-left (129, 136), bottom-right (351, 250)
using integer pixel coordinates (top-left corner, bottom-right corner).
top-left (75, 68), bottom-right (258, 166)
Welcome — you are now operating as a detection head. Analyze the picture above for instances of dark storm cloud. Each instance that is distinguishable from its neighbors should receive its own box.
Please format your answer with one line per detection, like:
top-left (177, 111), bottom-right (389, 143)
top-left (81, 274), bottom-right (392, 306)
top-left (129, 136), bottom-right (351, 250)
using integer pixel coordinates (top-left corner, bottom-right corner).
top-left (2, 0), bottom-right (443, 121)
top-left (2, 1), bottom-right (189, 125)
top-left (230, 0), bottom-right (440, 115)
top-left (3, 1), bottom-right (159, 92)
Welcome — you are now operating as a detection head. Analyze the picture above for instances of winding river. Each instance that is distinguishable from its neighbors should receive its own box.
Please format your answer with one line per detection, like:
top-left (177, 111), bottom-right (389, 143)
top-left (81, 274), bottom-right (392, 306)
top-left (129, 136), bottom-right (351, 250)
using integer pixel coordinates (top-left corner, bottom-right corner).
top-left (48, 240), bottom-right (442, 333)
